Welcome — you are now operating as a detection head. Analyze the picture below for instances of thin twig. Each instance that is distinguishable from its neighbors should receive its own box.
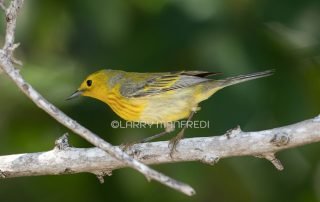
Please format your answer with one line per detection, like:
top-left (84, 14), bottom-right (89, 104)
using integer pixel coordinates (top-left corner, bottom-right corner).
top-left (0, 0), bottom-right (195, 196)
top-left (1, 116), bottom-right (319, 178)
top-left (0, 0), bottom-right (6, 11)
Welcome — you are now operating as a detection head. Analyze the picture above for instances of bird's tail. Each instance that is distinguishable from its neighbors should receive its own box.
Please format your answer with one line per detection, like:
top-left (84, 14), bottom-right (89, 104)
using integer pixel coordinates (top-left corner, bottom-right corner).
top-left (216, 69), bottom-right (274, 88)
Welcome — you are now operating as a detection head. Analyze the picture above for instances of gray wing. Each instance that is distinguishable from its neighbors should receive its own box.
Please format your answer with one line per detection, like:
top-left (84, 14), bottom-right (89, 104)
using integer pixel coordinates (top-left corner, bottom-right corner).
top-left (120, 71), bottom-right (220, 98)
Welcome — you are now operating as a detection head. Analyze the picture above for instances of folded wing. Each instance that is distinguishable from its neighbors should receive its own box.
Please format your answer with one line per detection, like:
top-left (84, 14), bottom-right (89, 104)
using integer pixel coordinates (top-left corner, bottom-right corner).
top-left (120, 71), bottom-right (220, 98)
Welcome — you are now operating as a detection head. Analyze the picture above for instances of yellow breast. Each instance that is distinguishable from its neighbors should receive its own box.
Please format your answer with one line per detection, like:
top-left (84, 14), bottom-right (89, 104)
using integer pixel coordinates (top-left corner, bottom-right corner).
top-left (104, 90), bottom-right (146, 122)
top-left (84, 83), bottom-right (146, 121)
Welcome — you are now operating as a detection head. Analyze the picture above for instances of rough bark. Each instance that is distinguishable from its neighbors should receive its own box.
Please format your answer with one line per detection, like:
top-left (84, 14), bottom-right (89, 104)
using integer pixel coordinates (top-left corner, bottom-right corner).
top-left (1, 116), bottom-right (320, 179)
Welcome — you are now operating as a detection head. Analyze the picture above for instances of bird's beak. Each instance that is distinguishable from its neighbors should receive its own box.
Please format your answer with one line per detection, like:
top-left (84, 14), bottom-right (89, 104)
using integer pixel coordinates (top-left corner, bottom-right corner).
top-left (66, 90), bottom-right (83, 101)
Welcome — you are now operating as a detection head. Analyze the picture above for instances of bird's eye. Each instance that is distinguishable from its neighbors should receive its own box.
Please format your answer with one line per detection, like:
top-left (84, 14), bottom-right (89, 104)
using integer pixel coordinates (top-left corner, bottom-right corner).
top-left (86, 80), bottom-right (92, 87)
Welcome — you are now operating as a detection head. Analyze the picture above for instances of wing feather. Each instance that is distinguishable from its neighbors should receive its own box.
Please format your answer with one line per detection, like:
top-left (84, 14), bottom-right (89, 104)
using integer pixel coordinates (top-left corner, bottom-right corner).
top-left (120, 71), bottom-right (220, 98)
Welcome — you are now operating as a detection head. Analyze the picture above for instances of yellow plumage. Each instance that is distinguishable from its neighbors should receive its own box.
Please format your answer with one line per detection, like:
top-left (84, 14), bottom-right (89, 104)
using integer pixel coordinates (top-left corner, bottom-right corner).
top-left (68, 69), bottom-right (273, 154)
top-left (72, 69), bottom-right (272, 122)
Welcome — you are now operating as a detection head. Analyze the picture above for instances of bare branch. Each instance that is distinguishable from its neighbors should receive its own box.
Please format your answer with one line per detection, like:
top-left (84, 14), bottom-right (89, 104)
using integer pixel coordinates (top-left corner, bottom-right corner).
top-left (0, 0), bottom-right (6, 11)
top-left (0, 0), bottom-right (195, 196)
top-left (0, 116), bottom-right (319, 179)
top-left (263, 153), bottom-right (284, 170)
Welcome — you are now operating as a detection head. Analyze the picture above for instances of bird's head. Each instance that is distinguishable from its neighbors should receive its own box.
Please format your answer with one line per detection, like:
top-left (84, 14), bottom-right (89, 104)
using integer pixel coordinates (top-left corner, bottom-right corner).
top-left (66, 69), bottom-right (111, 101)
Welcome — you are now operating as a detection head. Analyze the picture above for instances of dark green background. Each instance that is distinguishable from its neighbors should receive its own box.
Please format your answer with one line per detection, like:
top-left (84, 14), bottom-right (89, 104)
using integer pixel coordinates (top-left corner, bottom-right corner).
top-left (1, 0), bottom-right (320, 201)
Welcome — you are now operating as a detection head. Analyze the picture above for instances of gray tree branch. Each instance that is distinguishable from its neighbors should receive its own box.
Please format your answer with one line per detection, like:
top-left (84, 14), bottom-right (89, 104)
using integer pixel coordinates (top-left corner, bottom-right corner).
top-left (1, 116), bottom-right (320, 180)
top-left (0, 0), bottom-right (195, 196)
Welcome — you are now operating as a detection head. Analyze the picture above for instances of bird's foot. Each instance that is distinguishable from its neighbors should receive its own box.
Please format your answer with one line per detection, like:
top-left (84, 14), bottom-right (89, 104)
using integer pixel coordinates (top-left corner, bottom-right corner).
top-left (168, 130), bottom-right (184, 158)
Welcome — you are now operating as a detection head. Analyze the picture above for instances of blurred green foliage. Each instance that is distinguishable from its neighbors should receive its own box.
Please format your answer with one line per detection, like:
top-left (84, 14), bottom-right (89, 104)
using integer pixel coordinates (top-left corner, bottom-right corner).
top-left (1, 0), bottom-right (320, 201)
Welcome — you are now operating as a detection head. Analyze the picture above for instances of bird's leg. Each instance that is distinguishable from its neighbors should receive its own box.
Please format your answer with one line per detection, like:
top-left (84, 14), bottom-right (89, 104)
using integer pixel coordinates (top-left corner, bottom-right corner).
top-left (121, 123), bottom-right (175, 151)
top-left (139, 122), bottom-right (175, 143)
top-left (169, 106), bottom-right (199, 157)
top-left (140, 131), bottom-right (168, 143)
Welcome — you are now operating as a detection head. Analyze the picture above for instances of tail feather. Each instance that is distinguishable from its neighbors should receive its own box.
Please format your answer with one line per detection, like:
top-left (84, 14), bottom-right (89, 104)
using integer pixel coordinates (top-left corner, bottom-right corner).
top-left (217, 69), bottom-right (274, 88)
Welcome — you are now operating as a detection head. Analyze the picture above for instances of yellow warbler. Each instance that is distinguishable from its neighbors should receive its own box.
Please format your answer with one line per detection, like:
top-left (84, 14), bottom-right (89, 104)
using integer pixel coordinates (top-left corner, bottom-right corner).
top-left (68, 69), bottom-right (273, 155)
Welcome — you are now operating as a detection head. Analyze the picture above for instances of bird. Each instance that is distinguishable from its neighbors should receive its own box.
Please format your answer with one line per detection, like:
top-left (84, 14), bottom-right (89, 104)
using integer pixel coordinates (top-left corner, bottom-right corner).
top-left (67, 69), bottom-right (273, 156)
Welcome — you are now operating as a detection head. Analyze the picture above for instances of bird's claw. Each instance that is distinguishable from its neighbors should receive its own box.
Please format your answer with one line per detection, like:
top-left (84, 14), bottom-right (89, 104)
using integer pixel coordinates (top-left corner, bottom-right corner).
top-left (168, 132), bottom-right (183, 158)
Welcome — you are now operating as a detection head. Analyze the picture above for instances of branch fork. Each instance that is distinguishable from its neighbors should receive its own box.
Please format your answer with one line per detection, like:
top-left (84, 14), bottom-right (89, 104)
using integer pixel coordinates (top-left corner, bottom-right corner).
top-left (1, 115), bottom-right (320, 181)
